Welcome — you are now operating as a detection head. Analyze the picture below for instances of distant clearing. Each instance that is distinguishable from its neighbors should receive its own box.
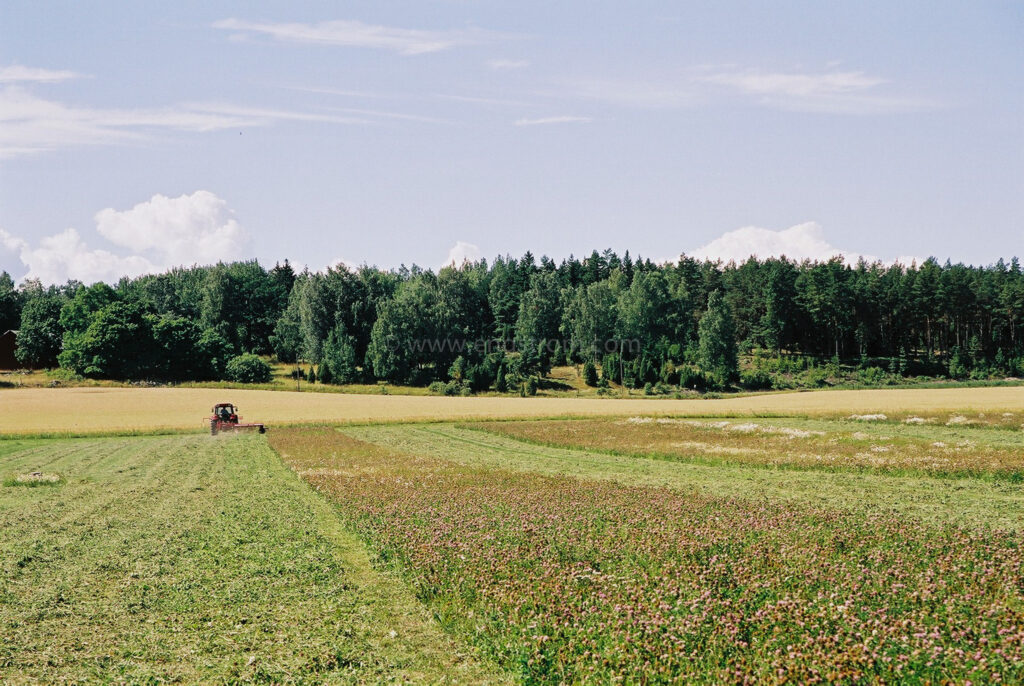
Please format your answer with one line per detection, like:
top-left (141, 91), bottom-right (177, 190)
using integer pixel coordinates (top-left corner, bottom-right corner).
top-left (2, 386), bottom-right (1023, 435)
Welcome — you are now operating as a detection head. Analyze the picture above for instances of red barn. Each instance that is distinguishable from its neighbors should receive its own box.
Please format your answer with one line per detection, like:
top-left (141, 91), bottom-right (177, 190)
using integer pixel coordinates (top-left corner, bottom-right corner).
top-left (0, 330), bottom-right (18, 369)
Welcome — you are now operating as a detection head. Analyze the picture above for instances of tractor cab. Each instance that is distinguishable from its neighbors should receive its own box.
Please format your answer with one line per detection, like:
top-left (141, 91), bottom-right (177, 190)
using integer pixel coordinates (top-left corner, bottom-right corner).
top-left (213, 403), bottom-right (238, 423)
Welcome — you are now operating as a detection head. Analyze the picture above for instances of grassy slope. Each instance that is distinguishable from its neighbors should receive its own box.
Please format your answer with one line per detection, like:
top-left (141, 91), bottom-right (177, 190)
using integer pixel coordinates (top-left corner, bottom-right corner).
top-left (343, 423), bottom-right (1024, 531)
top-left (0, 434), bottom-right (507, 684)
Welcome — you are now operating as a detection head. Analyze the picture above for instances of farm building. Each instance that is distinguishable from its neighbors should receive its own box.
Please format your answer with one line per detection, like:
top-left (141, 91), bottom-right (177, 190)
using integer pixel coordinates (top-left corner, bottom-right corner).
top-left (0, 330), bottom-right (18, 369)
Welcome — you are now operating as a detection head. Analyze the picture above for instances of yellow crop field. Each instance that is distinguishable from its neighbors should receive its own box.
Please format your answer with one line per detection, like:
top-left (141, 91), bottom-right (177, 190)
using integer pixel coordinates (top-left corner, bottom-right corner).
top-left (1, 385), bottom-right (1022, 435)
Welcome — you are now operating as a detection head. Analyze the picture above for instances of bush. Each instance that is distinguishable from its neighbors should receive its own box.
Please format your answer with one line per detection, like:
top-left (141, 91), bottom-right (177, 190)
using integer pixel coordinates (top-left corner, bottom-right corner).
top-left (525, 376), bottom-right (538, 396)
top-left (677, 364), bottom-right (710, 392)
top-left (225, 354), bottom-right (273, 384)
top-left (428, 380), bottom-right (446, 395)
top-left (740, 369), bottom-right (773, 390)
top-left (583, 360), bottom-right (599, 387)
top-left (857, 366), bottom-right (888, 386)
top-left (800, 367), bottom-right (830, 388)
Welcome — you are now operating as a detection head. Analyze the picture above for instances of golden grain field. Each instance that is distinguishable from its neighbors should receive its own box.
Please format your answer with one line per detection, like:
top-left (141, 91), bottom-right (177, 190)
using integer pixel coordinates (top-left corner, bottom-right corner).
top-left (1, 385), bottom-right (1022, 435)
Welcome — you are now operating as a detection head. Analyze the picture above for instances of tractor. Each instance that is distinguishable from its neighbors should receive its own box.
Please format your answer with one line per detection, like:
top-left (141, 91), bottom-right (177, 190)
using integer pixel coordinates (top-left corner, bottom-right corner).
top-left (208, 403), bottom-right (266, 435)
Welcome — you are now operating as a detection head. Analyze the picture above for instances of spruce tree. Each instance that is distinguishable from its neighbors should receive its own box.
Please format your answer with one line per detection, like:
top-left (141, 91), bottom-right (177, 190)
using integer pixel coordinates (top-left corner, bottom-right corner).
top-left (319, 360), bottom-right (333, 384)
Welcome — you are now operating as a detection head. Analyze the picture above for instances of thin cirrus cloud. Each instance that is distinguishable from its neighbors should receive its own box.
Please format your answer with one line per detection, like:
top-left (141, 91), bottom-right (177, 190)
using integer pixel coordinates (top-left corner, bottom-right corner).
top-left (514, 115), bottom-right (592, 127)
top-left (0, 191), bottom-right (249, 284)
top-left (487, 59), bottom-right (529, 70)
top-left (0, 64), bottom-right (83, 83)
top-left (695, 68), bottom-right (937, 114)
top-left (0, 80), bottom-right (372, 159)
top-left (212, 18), bottom-right (499, 55)
top-left (550, 67), bottom-right (933, 115)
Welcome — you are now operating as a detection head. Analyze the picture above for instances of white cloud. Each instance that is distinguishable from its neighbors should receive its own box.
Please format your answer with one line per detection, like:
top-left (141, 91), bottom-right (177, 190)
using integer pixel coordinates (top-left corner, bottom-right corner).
top-left (700, 69), bottom-right (886, 97)
top-left (514, 115), bottom-right (592, 126)
top-left (487, 59), bottom-right (529, 70)
top-left (687, 222), bottom-right (920, 266)
top-left (213, 18), bottom-right (495, 55)
top-left (1, 227), bottom-right (158, 284)
top-left (2, 191), bottom-right (250, 284)
top-left (0, 86), bottom-right (369, 158)
top-left (95, 191), bottom-right (248, 267)
top-left (444, 241), bottom-right (481, 267)
top-left (696, 68), bottom-right (935, 114)
top-left (0, 65), bottom-right (82, 83)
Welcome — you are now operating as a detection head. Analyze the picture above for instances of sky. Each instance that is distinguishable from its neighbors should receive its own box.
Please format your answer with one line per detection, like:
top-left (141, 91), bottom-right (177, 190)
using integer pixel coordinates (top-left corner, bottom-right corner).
top-left (1, 1), bottom-right (1022, 284)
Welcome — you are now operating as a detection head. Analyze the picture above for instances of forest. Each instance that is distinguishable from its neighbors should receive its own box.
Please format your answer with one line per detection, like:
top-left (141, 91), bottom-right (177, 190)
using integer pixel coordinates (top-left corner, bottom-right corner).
top-left (3, 249), bottom-right (1023, 393)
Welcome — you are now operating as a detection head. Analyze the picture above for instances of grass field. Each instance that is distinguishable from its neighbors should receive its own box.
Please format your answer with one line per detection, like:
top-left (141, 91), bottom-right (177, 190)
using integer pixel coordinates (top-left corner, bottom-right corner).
top-left (2, 385), bottom-right (1023, 435)
top-left (0, 433), bottom-right (506, 683)
top-left (343, 423), bottom-right (1024, 531)
top-left (467, 413), bottom-right (1024, 479)
top-left (4, 388), bottom-right (1024, 683)
top-left (274, 425), bottom-right (1024, 683)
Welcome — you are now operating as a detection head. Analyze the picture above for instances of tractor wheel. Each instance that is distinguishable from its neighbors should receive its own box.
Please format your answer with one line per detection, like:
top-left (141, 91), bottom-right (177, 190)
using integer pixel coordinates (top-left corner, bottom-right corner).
top-left (210, 419), bottom-right (217, 436)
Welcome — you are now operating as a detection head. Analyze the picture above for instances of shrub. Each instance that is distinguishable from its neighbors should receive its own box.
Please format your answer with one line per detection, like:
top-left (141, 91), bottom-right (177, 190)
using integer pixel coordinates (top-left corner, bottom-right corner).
top-left (525, 376), bottom-right (538, 396)
top-left (225, 354), bottom-right (272, 384)
top-left (740, 369), bottom-right (773, 390)
top-left (678, 364), bottom-right (710, 392)
top-left (583, 360), bottom-right (599, 387)
top-left (857, 366), bottom-right (888, 386)
top-left (428, 380), bottom-right (446, 395)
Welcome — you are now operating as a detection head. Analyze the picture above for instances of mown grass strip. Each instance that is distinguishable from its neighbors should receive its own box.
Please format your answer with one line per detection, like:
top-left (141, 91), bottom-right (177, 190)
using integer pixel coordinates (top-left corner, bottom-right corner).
top-left (0, 433), bottom-right (508, 684)
top-left (344, 423), bottom-right (1024, 531)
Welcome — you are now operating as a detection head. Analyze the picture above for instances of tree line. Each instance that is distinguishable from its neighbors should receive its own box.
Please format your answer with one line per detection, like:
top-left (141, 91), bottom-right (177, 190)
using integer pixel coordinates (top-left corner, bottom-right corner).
top-left (3, 249), bottom-right (1023, 392)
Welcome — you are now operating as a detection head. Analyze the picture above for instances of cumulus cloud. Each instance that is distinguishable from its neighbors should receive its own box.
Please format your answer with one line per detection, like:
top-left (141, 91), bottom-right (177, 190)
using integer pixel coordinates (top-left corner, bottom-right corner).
top-left (444, 241), bottom-right (482, 267)
top-left (1, 191), bottom-right (250, 284)
top-left (95, 191), bottom-right (248, 267)
top-left (687, 222), bottom-right (919, 266)
top-left (213, 18), bottom-right (497, 55)
top-left (514, 115), bottom-right (592, 126)
top-left (0, 64), bottom-right (82, 83)
top-left (1, 227), bottom-right (158, 285)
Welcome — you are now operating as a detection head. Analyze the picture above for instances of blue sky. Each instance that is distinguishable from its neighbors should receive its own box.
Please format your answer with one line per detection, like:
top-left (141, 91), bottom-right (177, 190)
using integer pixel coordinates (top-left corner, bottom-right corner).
top-left (1, 1), bottom-right (1021, 284)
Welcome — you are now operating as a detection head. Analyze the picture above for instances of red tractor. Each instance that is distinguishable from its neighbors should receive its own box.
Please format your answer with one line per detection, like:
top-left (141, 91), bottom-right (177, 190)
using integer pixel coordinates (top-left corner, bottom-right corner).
top-left (208, 403), bottom-right (266, 435)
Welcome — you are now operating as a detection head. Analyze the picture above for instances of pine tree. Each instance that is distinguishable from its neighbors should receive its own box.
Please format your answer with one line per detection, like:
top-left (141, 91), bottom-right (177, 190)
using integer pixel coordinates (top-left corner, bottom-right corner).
top-left (583, 359), bottom-right (598, 386)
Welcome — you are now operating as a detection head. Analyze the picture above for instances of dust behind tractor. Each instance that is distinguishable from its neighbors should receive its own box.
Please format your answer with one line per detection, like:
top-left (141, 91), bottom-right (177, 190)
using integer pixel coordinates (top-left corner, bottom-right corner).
top-left (209, 403), bottom-right (266, 435)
